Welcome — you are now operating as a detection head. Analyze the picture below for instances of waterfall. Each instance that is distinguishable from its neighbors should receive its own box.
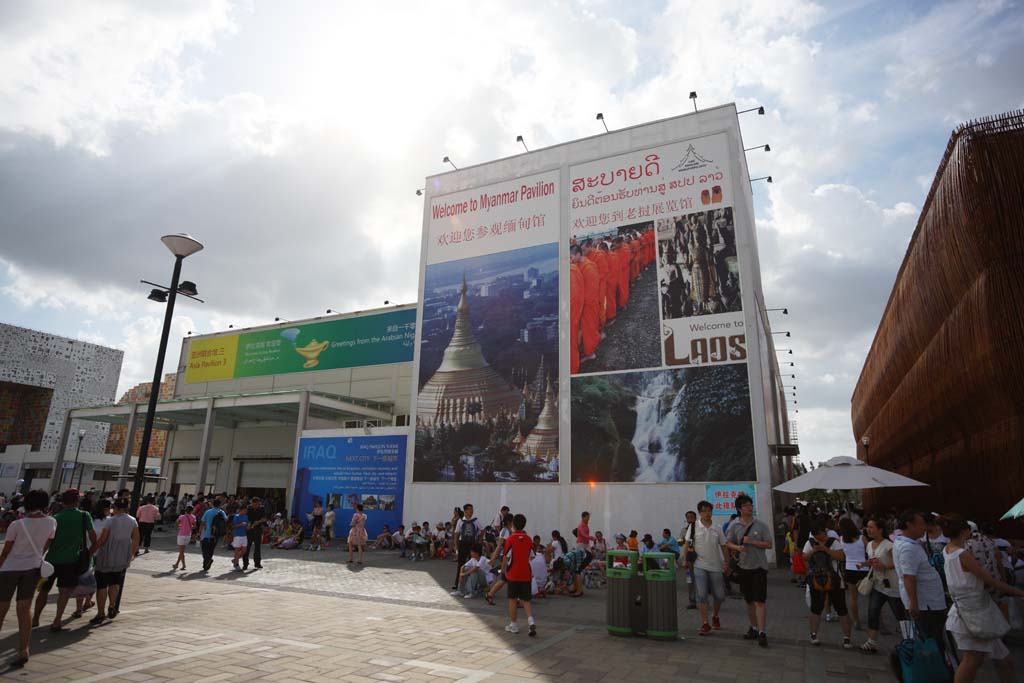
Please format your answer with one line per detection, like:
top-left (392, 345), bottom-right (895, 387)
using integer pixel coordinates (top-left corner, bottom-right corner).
top-left (632, 372), bottom-right (686, 482)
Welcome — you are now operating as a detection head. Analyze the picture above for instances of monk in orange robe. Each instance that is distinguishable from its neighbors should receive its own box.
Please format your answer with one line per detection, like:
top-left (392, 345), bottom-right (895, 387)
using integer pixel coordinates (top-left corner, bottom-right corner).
top-left (582, 239), bottom-right (606, 330)
top-left (580, 251), bottom-right (601, 359)
top-left (615, 237), bottom-right (630, 310)
top-left (600, 241), bottom-right (617, 323)
top-left (569, 247), bottom-right (584, 374)
top-left (643, 228), bottom-right (654, 266)
top-left (628, 235), bottom-right (640, 283)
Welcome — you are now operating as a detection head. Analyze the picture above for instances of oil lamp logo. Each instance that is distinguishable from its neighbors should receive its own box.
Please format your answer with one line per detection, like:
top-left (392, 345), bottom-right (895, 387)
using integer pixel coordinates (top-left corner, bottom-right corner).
top-left (281, 328), bottom-right (329, 369)
top-left (670, 144), bottom-right (714, 173)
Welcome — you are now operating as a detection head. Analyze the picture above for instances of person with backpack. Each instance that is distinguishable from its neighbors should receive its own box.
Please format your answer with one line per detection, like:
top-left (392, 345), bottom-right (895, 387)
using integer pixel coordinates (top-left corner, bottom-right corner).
top-left (803, 522), bottom-right (853, 648)
top-left (198, 498), bottom-right (227, 572)
top-left (452, 503), bottom-right (478, 591)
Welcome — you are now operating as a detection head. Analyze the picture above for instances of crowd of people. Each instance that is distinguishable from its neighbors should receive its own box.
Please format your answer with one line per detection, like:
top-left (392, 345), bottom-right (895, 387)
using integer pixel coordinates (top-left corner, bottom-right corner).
top-left (779, 503), bottom-right (1024, 682)
top-left (2, 487), bottom-right (1022, 678)
top-left (568, 225), bottom-right (656, 373)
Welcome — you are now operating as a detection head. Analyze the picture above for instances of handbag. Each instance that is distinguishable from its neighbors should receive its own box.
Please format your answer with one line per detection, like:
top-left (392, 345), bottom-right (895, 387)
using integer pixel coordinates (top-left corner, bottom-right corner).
top-left (858, 568), bottom-right (875, 596)
top-left (951, 590), bottom-right (1010, 640)
top-left (895, 621), bottom-right (953, 683)
top-left (19, 519), bottom-right (55, 578)
top-left (71, 569), bottom-right (96, 597)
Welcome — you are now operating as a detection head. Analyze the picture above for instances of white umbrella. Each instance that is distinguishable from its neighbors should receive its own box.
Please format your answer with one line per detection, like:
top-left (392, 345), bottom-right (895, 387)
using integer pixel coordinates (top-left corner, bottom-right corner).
top-left (774, 455), bottom-right (929, 494)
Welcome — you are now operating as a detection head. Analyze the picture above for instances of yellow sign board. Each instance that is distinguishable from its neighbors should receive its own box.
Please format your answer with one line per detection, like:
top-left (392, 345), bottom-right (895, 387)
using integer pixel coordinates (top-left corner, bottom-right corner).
top-left (185, 335), bottom-right (239, 383)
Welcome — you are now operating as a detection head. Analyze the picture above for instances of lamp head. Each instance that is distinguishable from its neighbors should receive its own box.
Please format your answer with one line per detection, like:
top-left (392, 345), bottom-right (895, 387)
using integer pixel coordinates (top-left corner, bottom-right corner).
top-left (78, 429), bottom-right (86, 438)
top-left (160, 233), bottom-right (204, 258)
top-left (764, 144), bottom-right (771, 152)
top-left (757, 106), bottom-right (765, 115)
top-left (147, 289), bottom-right (168, 303)
top-left (416, 189), bottom-right (423, 196)
top-left (596, 112), bottom-right (604, 120)
top-left (516, 135), bottom-right (524, 143)
top-left (177, 281), bottom-right (198, 297)
top-left (442, 156), bottom-right (450, 164)
top-left (766, 175), bottom-right (773, 183)
top-left (861, 436), bottom-right (870, 447)
top-left (783, 307), bottom-right (789, 314)
top-left (689, 91), bottom-right (697, 99)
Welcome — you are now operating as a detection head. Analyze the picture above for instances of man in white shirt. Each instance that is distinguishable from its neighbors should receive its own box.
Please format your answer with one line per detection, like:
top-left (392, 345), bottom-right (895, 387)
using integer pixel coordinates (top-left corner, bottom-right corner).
top-left (690, 500), bottom-right (729, 636)
top-left (455, 545), bottom-right (493, 598)
top-left (893, 510), bottom-right (947, 656)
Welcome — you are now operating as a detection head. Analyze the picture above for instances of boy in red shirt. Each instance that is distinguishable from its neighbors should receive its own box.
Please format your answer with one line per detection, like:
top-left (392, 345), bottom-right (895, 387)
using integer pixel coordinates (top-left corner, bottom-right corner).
top-left (502, 513), bottom-right (536, 636)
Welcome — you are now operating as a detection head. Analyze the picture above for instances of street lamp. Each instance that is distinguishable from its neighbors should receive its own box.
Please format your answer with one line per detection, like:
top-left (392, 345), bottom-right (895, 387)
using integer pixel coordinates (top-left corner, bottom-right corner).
top-left (131, 234), bottom-right (204, 514)
top-left (63, 428), bottom-right (86, 490)
top-left (861, 435), bottom-right (870, 463)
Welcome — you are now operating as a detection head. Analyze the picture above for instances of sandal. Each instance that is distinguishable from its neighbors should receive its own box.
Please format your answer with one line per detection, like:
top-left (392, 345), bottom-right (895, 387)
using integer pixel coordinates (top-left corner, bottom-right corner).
top-left (71, 610), bottom-right (82, 619)
top-left (569, 591), bottom-right (583, 598)
top-left (8, 656), bottom-right (28, 668)
top-left (89, 615), bottom-right (106, 625)
top-left (49, 625), bottom-right (67, 633)
top-left (485, 594), bottom-right (495, 606)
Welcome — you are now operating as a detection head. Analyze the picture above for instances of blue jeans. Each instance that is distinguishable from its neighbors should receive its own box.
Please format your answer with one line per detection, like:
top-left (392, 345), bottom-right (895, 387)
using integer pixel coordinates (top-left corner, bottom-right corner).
top-left (693, 567), bottom-right (726, 605)
top-left (458, 570), bottom-right (488, 596)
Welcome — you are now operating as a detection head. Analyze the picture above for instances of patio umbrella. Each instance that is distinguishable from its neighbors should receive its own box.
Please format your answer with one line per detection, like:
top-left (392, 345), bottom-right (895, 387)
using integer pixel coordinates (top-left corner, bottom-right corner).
top-left (1000, 496), bottom-right (1024, 521)
top-left (774, 455), bottom-right (929, 493)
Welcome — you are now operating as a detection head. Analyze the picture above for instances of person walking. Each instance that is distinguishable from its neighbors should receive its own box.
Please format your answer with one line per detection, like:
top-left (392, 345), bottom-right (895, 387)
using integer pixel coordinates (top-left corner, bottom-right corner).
top-left (135, 496), bottom-right (160, 554)
top-left (503, 513), bottom-right (537, 636)
top-left (33, 489), bottom-right (97, 632)
top-left (837, 517), bottom-right (868, 630)
top-left (679, 510), bottom-right (698, 609)
top-left (198, 498), bottom-right (227, 572)
top-left (0, 490), bottom-right (56, 667)
top-left (725, 494), bottom-right (772, 648)
top-left (690, 500), bottom-right (728, 636)
top-left (803, 522), bottom-right (853, 648)
top-left (230, 504), bottom-right (249, 571)
top-left (173, 505), bottom-right (195, 571)
top-left (347, 504), bottom-right (367, 564)
top-left (323, 503), bottom-right (335, 550)
top-left (893, 510), bottom-right (948, 656)
top-left (89, 498), bottom-right (139, 624)
top-left (243, 498), bottom-right (265, 570)
top-left (858, 517), bottom-right (906, 653)
top-left (452, 504), bottom-right (479, 591)
top-left (939, 514), bottom-right (1023, 683)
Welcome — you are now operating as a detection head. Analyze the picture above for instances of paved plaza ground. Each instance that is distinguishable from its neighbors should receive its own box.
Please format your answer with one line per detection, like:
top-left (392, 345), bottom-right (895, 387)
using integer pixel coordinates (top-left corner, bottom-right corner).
top-left (2, 530), bottom-right (1021, 682)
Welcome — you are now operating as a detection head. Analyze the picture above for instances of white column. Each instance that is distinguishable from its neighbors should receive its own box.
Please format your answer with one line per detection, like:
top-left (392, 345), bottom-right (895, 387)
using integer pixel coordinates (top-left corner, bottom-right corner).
top-left (196, 398), bottom-right (216, 495)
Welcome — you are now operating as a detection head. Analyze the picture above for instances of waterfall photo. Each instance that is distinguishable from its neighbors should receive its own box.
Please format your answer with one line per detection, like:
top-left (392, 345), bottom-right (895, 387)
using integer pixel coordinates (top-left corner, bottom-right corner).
top-left (569, 365), bottom-right (755, 482)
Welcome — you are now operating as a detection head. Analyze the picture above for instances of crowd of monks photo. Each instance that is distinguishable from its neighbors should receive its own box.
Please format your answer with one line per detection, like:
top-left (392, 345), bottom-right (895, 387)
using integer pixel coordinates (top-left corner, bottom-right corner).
top-left (569, 226), bottom-right (656, 374)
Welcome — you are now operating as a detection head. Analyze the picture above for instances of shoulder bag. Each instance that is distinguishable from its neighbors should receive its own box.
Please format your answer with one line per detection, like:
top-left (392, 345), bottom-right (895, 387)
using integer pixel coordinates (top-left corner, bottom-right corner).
top-left (728, 523), bottom-right (752, 579)
top-left (951, 590), bottom-right (1010, 640)
top-left (19, 519), bottom-right (55, 578)
top-left (857, 567), bottom-right (875, 596)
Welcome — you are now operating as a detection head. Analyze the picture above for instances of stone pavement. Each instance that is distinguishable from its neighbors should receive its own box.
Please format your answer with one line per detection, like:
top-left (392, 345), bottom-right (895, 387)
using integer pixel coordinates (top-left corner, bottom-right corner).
top-left (1, 531), bottom-right (1020, 682)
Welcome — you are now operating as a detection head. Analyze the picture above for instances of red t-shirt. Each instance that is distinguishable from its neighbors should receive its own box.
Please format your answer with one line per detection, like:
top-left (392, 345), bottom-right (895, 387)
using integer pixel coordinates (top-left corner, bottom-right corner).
top-left (503, 530), bottom-right (534, 582)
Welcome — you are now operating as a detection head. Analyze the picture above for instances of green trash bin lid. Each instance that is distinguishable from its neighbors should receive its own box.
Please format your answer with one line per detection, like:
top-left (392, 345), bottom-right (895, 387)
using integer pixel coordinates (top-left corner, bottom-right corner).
top-left (605, 550), bottom-right (638, 578)
top-left (640, 552), bottom-right (677, 581)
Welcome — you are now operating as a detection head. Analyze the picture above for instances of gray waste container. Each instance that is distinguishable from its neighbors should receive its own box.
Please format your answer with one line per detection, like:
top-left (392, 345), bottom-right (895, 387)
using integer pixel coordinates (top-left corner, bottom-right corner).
top-left (605, 550), bottom-right (639, 636)
top-left (642, 552), bottom-right (678, 641)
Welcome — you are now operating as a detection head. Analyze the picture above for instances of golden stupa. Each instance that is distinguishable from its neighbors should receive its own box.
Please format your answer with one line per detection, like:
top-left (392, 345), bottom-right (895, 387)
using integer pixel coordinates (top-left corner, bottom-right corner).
top-left (519, 374), bottom-right (558, 461)
top-left (417, 277), bottom-right (520, 426)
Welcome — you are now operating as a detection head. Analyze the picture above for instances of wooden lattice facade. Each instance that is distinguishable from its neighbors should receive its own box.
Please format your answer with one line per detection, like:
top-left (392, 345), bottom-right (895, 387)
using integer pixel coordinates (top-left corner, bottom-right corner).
top-left (851, 110), bottom-right (1024, 529)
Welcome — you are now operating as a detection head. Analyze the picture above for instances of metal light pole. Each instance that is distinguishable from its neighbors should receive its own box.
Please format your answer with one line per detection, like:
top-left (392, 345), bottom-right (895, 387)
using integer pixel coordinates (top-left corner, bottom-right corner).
top-left (74, 428), bottom-right (87, 489)
top-left (61, 429), bottom-right (86, 490)
top-left (131, 234), bottom-right (203, 515)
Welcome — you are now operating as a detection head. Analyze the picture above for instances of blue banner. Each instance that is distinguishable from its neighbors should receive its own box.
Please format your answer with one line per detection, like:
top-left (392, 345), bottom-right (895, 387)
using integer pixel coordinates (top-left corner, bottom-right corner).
top-left (292, 433), bottom-right (406, 540)
top-left (704, 483), bottom-right (757, 517)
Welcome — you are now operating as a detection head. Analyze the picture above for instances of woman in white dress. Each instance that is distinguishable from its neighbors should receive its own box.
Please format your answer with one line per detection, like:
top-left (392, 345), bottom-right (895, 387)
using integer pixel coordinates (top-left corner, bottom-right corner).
top-left (939, 514), bottom-right (1024, 683)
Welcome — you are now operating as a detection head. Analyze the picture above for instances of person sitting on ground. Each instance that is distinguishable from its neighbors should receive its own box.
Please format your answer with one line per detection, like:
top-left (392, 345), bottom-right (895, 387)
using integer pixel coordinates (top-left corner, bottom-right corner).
top-left (307, 514), bottom-right (325, 551)
top-left (273, 518), bottom-right (303, 549)
top-left (269, 513), bottom-right (285, 541)
top-left (409, 525), bottom-right (429, 561)
top-left (392, 525), bottom-right (407, 557)
top-left (435, 522), bottom-right (451, 559)
top-left (552, 547), bottom-right (594, 597)
top-left (530, 548), bottom-right (549, 599)
top-left (372, 524), bottom-right (394, 550)
top-left (627, 530), bottom-right (639, 551)
top-left (455, 544), bottom-right (493, 598)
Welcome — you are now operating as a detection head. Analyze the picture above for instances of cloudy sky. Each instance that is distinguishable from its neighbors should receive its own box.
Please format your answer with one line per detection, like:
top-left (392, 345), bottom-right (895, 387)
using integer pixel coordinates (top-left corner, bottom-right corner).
top-left (1, 0), bottom-right (1022, 464)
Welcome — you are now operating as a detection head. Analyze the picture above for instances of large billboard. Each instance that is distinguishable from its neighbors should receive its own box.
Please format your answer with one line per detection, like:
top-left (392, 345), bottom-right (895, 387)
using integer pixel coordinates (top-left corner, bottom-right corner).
top-left (567, 132), bottom-right (754, 482)
top-left (185, 308), bottom-right (416, 384)
top-left (414, 171), bottom-right (560, 482)
top-left (413, 108), bottom-right (758, 487)
top-left (292, 431), bottom-right (406, 539)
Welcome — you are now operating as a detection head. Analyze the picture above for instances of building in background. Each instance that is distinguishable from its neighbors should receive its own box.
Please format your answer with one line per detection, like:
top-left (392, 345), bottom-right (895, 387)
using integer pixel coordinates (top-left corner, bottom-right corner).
top-left (104, 373), bottom-right (176, 460)
top-left (0, 323), bottom-right (123, 492)
top-left (64, 306), bottom-right (417, 509)
top-left (852, 110), bottom-right (1024, 528)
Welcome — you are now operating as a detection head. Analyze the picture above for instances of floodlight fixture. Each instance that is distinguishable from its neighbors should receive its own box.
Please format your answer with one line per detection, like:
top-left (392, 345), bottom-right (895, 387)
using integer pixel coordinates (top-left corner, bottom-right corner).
top-left (516, 135), bottom-right (529, 152)
top-left (596, 112), bottom-right (609, 133)
top-left (443, 156), bottom-right (457, 170)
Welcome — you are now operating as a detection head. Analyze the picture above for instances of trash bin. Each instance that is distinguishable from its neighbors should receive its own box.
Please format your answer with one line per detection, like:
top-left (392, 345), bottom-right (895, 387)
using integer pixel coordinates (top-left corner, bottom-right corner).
top-left (605, 550), bottom-right (639, 636)
top-left (641, 552), bottom-right (678, 641)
